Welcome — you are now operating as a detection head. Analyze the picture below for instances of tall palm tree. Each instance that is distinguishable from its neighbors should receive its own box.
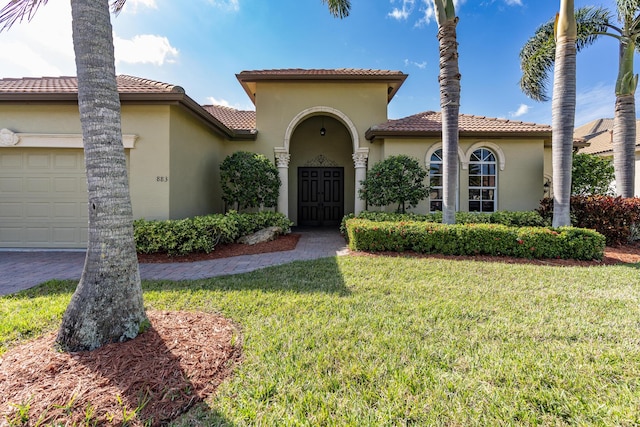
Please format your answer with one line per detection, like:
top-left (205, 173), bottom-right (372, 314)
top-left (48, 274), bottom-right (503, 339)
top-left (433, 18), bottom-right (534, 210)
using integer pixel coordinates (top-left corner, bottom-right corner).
top-left (1, 0), bottom-right (351, 352)
top-left (520, 2), bottom-right (640, 198)
top-left (550, 0), bottom-right (578, 227)
top-left (1, 0), bottom-right (147, 352)
top-left (433, 0), bottom-right (460, 225)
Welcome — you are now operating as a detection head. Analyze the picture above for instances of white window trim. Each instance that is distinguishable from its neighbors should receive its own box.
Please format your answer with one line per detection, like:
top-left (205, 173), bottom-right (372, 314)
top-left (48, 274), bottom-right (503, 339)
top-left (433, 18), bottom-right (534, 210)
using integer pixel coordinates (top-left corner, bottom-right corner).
top-left (468, 147), bottom-right (498, 212)
top-left (463, 141), bottom-right (505, 171)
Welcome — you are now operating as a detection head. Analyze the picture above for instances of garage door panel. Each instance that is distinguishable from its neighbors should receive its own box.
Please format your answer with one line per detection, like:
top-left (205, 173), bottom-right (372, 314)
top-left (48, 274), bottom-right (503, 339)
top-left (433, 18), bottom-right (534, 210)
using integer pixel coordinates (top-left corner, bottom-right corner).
top-left (25, 202), bottom-right (50, 219)
top-left (54, 153), bottom-right (82, 169)
top-left (27, 154), bottom-right (50, 168)
top-left (1, 177), bottom-right (23, 192)
top-left (0, 203), bottom-right (22, 219)
top-left (1, 153), bottom-right (23, 168)
top-left (54, 177), bottom-right (84, 192)
top-left (26, 177), bottom-right (51, 193)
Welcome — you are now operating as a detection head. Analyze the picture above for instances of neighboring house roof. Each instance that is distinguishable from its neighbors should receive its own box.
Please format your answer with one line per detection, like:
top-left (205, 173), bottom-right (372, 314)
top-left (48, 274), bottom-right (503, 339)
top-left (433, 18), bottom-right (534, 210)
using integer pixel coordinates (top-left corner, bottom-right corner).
top-left (202, 105), bottom-right (256, 132)
top-left (236, 68), bottom-right (408, 105)
top-left (576, 118), bottom-right (640, 155)
top-left (366, 111), bottom-right (552, 141)
top-left (0, 75), bottom-right (257, 140)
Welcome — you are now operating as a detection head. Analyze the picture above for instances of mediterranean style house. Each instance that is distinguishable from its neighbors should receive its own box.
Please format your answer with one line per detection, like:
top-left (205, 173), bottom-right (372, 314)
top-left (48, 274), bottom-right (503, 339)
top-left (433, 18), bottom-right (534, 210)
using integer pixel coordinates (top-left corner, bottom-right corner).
top-left (0, 69), bottom-right (552, 248)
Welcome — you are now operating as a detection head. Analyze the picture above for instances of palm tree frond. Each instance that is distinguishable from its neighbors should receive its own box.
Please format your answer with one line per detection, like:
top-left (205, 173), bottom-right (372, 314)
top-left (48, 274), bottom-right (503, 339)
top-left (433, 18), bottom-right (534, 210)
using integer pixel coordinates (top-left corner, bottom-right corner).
top-left (322, 0), bottom-right (350, 19)
top-left (0, 0), bottom-right (48, 32)
top-left (519, 19), bottom-right (555, 102)
top-left (575, 6), bottom-right (611, 49)
top-left (519, 6), bottom-right (611, 102)
top-left (110, 0), bottom-right (126, 16)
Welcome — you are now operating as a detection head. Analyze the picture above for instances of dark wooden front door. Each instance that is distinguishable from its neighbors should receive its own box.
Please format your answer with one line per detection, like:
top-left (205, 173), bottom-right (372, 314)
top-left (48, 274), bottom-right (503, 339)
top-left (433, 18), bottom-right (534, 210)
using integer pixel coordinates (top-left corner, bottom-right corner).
top-left (298, 167), bottom-right (344, 226)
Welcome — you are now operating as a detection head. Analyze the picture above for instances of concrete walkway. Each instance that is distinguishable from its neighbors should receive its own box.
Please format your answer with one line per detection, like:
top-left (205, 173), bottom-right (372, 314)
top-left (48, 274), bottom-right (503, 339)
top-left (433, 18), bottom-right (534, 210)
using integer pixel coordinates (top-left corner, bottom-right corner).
top-left (0, 229), bottom-right (349, 296)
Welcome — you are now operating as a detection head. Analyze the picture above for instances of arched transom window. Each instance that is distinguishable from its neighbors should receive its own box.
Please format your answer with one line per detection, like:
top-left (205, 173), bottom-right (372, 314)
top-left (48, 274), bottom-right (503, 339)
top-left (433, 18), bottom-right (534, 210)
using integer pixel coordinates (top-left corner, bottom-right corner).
top-left (468, 148), bottom-right (496, 212)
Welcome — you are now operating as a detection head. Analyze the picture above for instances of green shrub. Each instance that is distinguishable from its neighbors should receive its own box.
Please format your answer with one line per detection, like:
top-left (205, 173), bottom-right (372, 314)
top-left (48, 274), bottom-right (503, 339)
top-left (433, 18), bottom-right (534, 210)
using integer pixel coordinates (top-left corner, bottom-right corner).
top-left (359, 155), bottom-right (429, 213)
top-left (220, 151), bottom-right (281, 212)
top-left (538, 196), bottom-right (640, 245)
top-left (345, 219), bottom-right (605, 260)
top-left (134, 211), bottom-right (292, 255)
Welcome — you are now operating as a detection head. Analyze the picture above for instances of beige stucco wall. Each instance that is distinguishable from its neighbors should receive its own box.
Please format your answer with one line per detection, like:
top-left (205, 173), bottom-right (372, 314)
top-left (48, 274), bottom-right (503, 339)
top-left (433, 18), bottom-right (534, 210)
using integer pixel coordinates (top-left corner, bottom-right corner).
top-left (250, 81), bottom-right (389, 223)
top-left (380, 137), bottom-right (546, 213)
top-left (0, 104), bottom-right (82, 133)
top-left (168, 105), bottom-right (225, 218)
top-left (121, 104), bottom-right (171, 220)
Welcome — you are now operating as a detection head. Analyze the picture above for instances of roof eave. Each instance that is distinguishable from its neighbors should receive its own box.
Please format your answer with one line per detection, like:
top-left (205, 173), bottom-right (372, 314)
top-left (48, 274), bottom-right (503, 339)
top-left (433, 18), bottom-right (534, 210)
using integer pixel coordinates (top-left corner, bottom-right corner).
top-left (366, 129), bottom-right (552, 141)
top-left (236, 72), bottom-right (409, 105)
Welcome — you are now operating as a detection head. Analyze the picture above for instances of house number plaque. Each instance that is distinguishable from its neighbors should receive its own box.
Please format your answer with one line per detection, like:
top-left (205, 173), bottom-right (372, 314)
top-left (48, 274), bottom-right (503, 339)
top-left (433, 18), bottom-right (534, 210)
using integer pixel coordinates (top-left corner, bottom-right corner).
top-left (156, 176), bottom-right (169, 182)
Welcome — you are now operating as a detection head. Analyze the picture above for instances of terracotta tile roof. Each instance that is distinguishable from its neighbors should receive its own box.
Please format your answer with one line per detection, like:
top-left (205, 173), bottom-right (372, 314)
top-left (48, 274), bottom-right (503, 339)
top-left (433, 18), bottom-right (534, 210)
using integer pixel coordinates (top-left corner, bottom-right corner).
top-left (366, 111), bottom-right (552, 139)
top-left (203, 105), bottom-right (256, 132)
top-left (237, 68), bottom-right (406, 78)
top-left (0, 75), bottom-right (184, 94)
top-left (576, 118), bottom-right (640, 155)
top-left (236, 68), bottom-right (408, 104)
top-left (0, 75), bottom-right (258, 140)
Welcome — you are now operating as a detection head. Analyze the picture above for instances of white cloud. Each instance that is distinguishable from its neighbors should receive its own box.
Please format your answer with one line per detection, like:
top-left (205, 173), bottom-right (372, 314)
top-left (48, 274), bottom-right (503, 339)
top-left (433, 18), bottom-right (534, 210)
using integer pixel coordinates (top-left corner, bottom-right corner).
top-left (121, 0), bottom-right (158, 14)
top-left (389, 0), bottom-right (415, 20)
top-left (113, 34), bottom-right (179, 65)
top-left (207, 0), bottom-right (240, 12)
top-left (206, 96), bottom-right (231, 107)
top-left (575, 83), bottom-right (617, 126)
top-left (510, 103), bottom-right (529, 117)
top-left (404, 59), bottom-right (427, 69)
top-left (0, 1), bottom-right (75, 77)
top-left (504, 0), bottom-right (522, 5)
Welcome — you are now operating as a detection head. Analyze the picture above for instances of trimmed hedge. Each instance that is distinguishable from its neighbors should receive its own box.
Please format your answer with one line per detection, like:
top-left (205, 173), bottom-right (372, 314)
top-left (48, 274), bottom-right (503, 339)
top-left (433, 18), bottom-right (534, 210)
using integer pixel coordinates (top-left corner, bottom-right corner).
top-left (341, 210), bottom-right (548, 239)
top-left (538, 196), bottom-right (640, 245)
top-left (345, 219), bottom-right (605, 260)
top-left (134, 211), bottom-right (292, 255)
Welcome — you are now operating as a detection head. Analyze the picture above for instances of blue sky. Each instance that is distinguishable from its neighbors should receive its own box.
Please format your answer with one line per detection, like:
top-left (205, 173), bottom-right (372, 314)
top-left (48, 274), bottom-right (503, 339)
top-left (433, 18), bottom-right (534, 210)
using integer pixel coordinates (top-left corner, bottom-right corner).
top-left (0, 0), bottom-right (635, 126)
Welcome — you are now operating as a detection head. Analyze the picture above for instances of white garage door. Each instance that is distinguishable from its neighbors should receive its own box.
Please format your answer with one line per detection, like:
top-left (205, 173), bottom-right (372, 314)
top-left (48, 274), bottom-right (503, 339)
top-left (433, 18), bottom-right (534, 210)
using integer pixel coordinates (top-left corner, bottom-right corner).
top-left (0, 148), bottom-right (88, 248)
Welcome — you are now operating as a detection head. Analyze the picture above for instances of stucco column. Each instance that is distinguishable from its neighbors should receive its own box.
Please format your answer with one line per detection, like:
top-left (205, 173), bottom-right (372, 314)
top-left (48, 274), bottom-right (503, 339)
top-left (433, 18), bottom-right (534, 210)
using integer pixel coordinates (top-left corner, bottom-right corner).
top-left (274, 148), bottom-right (290, 217)
top-left (352, 148), bottom-right (369, 215)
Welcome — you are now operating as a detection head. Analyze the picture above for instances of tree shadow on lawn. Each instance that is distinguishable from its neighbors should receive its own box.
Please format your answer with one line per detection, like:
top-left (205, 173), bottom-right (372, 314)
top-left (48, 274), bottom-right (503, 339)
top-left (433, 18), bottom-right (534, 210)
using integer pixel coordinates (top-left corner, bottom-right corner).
top-left (142, 257), bottom-right (351, 296)
top-left (7, 257), bottom-right (350, 300)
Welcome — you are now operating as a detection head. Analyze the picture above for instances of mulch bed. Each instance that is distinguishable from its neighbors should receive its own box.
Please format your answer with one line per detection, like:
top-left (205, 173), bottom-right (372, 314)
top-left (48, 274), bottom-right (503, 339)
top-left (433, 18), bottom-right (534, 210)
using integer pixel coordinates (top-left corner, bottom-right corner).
top-left (3, 234), bottom-right (640, 426)
top-left (0, 311), bottom-right (242, 426)
top-left (137, 233), bottom-right (301, 263)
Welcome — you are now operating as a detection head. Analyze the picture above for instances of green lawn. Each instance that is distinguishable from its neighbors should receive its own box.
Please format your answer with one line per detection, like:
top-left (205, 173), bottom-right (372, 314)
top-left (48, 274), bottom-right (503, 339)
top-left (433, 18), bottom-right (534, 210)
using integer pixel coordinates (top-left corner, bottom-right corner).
top-left (3, 256), bottom-right (640, 425)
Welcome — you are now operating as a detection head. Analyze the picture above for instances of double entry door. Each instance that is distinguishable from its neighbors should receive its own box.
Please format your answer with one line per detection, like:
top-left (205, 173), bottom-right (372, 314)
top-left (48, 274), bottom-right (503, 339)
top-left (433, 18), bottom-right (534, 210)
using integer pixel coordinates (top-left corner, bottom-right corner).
top-left (298, 167), bottom-right (344, 226)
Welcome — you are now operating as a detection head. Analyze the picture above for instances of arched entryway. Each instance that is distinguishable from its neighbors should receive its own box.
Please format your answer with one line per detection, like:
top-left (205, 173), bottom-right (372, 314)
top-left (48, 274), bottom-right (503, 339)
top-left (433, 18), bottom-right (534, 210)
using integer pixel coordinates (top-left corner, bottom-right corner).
top-left (274, 106), bottom-right (368, 226)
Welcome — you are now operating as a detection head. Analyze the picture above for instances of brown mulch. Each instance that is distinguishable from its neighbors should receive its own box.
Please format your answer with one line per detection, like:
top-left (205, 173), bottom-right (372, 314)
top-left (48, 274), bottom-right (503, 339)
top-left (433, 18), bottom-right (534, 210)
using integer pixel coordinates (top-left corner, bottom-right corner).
top-left (137, 233), bottom-right (301, 263)
top-left (0, 311), bottom-right (242, 426)
top-left (2, 235), bottom-right (640, 426)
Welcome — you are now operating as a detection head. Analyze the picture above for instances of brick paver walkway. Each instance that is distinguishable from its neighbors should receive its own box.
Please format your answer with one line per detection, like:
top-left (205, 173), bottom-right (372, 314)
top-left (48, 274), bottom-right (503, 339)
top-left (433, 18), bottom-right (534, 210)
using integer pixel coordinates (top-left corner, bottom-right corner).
top-left (0, 230), bottom-right (348, 296)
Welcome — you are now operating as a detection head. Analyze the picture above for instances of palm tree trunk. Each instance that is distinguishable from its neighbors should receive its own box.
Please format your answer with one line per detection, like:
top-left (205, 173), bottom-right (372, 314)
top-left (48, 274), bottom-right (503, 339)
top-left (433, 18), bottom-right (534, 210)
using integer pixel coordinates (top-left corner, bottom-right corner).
top-left (551, 0), bottom-right (577, 228)
top-left (437, 16), bottom-right (461, 225)
top-left (56, 0), bottom-right (147, 352)
top-left (612, 34), bottom-right (637, 197)
top-left (613, 95), bottom-right (636, 196)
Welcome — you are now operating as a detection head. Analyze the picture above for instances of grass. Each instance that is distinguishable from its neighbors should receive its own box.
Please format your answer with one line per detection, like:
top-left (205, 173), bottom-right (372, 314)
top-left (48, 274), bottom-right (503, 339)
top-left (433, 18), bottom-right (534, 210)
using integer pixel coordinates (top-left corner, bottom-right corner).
top-left (3, 256), bottom-right (640, 425)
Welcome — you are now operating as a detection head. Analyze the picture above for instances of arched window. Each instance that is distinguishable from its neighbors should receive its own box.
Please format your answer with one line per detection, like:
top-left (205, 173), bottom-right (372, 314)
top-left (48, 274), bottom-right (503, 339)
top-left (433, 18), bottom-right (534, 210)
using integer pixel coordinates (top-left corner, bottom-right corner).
top-left (429, 149), bottom-right (443, 212)
top-left (468, 148), bottom-right (496, 212)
